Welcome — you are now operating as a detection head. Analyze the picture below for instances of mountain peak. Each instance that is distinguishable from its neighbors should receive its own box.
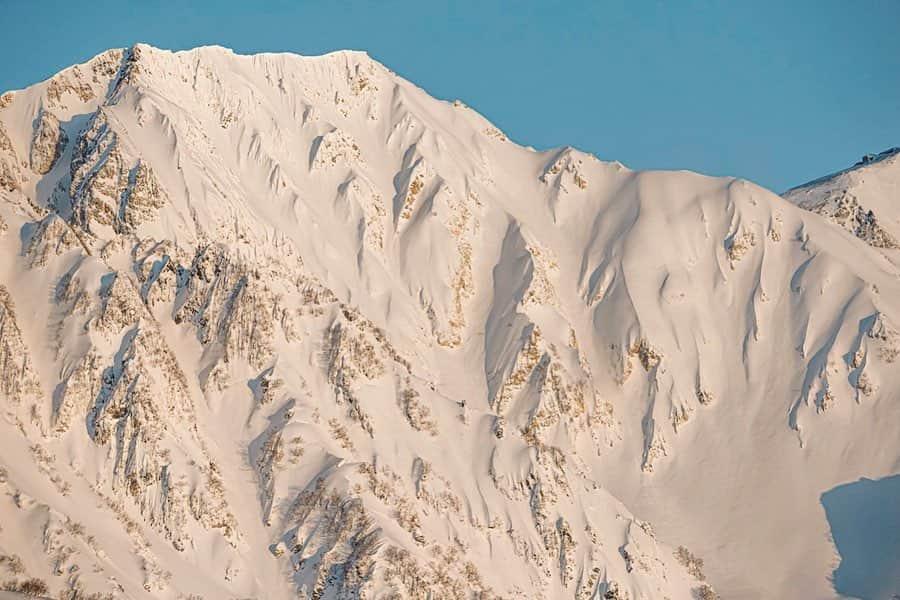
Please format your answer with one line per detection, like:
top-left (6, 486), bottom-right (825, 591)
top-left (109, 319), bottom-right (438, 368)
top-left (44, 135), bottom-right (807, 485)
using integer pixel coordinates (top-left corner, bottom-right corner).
top-left (126, 42), bottom-right (377, 66)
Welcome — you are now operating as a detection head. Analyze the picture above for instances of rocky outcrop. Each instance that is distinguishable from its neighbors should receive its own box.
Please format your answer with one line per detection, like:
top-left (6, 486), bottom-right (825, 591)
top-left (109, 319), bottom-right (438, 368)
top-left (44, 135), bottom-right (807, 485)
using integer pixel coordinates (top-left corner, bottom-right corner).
top-left (0, 122), bottom-right (21, 192)
top-left (0, 286), bottom-right (41, 406)
top-left (67, 112), bottom-right (166, 235)
top-left (173, 244), bottom-right (277, 368)
top-left (30, 109), bottom-right (67, 175)
top-left (820, 191), bottom-right (897, 249)
top-left (285, 483), bottom-right (380, 599)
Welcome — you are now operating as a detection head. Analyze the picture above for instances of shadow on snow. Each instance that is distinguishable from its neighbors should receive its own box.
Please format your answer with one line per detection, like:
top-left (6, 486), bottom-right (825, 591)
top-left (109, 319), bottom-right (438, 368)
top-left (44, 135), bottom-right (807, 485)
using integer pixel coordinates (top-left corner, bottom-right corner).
top-left (821, 474), bottom-right (900, 600)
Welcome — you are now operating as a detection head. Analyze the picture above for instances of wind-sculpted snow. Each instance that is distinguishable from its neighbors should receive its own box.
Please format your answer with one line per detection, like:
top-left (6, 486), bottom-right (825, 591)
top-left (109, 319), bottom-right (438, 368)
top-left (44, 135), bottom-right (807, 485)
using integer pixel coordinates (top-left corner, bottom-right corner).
top-left (0, 44), bottom-right (897, 599)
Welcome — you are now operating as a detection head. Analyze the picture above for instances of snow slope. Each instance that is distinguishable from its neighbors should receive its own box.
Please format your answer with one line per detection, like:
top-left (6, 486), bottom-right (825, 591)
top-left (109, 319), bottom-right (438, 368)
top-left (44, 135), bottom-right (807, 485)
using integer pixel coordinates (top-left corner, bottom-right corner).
top-left (0, 44), bottom-right (897, 600)
top-left (784, 148), bottom-right (900, 268)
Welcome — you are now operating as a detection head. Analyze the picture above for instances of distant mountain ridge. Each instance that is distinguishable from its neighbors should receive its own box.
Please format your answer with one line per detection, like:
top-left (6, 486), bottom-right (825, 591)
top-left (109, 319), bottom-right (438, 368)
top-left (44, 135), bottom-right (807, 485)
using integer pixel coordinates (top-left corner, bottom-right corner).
top-left (784, 147), bottom-right (900, 266)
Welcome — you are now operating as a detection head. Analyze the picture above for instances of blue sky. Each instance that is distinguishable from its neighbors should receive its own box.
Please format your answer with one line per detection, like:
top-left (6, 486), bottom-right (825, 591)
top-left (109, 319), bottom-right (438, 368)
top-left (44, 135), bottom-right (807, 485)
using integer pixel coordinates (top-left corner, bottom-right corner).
top-left (1, 0), bottom-right (897, 192)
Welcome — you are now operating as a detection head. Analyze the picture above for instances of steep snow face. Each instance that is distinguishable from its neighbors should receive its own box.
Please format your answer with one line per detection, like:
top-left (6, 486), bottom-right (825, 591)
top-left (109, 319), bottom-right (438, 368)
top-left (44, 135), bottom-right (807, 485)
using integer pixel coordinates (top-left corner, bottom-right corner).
top-left (784, 148), bottom-right (900, 266)
top-left (0, 45), bottom-right (897, 600)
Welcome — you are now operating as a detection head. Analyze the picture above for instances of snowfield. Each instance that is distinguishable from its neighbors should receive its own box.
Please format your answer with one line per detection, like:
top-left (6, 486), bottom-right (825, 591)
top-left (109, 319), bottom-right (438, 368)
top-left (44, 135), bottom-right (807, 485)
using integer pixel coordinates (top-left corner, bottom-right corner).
top-left (0, 44), bottom-right (897, 600)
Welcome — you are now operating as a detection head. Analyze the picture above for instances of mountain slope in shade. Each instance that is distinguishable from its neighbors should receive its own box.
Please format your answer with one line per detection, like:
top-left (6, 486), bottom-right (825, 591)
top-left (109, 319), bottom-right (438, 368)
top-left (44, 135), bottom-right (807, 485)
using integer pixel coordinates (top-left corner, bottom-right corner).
top-left (0, 45), bottom-right (897, 600)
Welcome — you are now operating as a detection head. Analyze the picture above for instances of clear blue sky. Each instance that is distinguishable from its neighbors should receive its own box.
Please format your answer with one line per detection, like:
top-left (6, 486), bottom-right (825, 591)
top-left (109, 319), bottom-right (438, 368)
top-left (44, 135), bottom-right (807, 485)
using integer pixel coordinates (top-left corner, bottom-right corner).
top-left (2, 0), bottom-right (897, 192)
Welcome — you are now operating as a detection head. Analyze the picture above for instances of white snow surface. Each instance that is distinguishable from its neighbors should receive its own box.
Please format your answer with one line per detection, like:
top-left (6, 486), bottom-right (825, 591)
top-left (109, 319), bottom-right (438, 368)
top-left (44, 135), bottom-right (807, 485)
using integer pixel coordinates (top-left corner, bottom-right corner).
top-left (784, 148), bottom-right (900, 267)
top-left (0, 44), bottom-right (897, 600)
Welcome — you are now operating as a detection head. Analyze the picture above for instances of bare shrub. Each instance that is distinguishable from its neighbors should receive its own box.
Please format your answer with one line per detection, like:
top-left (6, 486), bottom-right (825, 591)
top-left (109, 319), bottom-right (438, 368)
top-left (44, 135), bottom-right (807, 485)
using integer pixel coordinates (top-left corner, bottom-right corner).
top-left (674, 545), bottom-right (706, 580)
top-left (18, 577), bottom-right (50, 597)
top-left (697, 583), bottom-right (718, 600)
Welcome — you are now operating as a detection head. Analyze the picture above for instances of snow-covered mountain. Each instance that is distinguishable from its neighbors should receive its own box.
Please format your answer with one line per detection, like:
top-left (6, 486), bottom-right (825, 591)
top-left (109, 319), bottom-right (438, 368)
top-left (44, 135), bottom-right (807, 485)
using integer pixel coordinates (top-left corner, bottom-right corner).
top-left (0, 45), bottom-right (897, 600)
top-left (784, 148), bottom-right (900, 267)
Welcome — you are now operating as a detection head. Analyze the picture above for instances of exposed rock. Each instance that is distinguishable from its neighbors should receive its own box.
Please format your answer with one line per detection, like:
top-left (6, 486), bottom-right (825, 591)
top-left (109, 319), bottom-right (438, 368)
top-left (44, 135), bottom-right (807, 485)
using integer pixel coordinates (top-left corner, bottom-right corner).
top-left (0, 122), bottom-right (22, 191)
top-left (0, 286), bottom-right (42, 405)
top-left (30, 109), bottom-right (67, 175)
